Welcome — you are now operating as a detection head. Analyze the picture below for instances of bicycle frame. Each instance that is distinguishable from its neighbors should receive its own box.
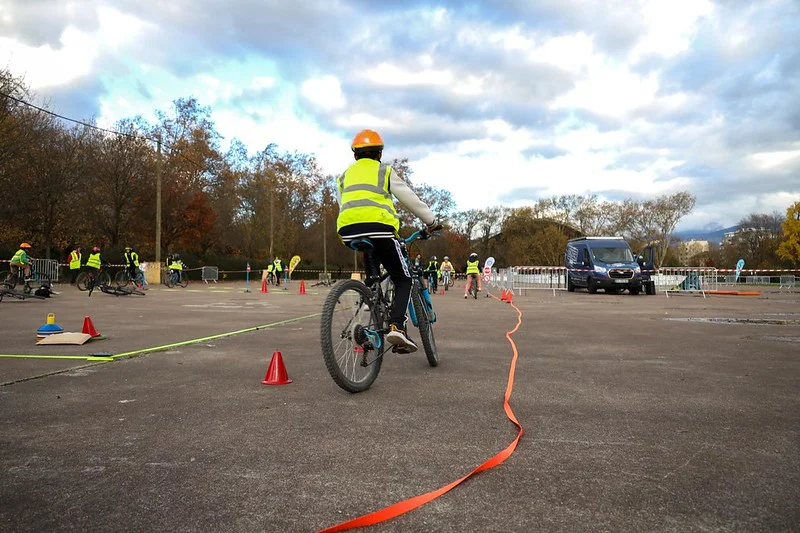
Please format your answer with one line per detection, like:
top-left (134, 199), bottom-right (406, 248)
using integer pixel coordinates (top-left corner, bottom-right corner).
top-left (350, 229), bottom-right (437, 361)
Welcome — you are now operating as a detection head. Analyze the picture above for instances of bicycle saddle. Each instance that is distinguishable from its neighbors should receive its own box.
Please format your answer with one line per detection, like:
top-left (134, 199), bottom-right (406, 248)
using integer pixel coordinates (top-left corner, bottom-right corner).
top-left (348, 238), bottom-right (374, 251)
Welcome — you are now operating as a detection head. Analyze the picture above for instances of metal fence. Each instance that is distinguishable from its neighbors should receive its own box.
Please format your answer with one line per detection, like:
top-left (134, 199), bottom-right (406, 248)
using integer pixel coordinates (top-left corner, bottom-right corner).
top-left (201, 266), bottom-right (219, 283)
top-left (32, 258), bottom-right (61, 283)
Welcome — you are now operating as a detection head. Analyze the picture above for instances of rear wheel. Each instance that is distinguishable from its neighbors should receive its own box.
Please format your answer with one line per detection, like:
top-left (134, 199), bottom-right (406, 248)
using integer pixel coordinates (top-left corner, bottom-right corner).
top-left (411, 288), bottom-right (438, 367)
top-left (567, 276), bottom-right (575, 292)
top-left (76, 272), bottom-right (89, 291)
top-left (645, 281), bottom-right (655, 295)
top-left (321, 279), bottom-right (382, 393)
top-left (1, 270), bottom-right (16, 289)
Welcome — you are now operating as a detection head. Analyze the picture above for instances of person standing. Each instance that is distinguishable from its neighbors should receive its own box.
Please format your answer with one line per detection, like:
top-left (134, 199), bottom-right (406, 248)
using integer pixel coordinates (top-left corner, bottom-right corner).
top-left (68, 246), bottom-right (82, 284)
top-left (124, 246), bottom-right (141, 284)
top-left (273, 257), bottom-right (283, 287)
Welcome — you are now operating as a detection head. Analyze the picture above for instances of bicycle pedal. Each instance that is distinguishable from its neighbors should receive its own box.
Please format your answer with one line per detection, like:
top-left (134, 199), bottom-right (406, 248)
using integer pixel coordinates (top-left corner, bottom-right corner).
top-left (392, 345), bottom-right (413, 355)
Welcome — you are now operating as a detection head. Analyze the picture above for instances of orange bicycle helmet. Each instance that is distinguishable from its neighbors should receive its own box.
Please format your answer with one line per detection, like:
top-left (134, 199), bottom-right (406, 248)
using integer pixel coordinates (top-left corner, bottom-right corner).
top-left (351, 129), bottom-right (384, 151)
top-left (19, 242), bottom-right (31, 248)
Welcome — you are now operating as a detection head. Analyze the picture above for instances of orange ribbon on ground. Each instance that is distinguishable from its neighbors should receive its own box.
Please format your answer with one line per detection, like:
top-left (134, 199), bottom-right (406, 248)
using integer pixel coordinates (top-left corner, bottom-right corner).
top-left (319, 292), bottom-right (524, 532)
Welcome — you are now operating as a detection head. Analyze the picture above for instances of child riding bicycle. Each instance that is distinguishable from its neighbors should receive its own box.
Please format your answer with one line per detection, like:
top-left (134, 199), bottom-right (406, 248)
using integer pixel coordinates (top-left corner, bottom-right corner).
top-left (336, 128), bottom-right (440, 353)
top-left (440, 256), bottom-right (453, 289)
top-left (464, 252), bottom-right (481, 298)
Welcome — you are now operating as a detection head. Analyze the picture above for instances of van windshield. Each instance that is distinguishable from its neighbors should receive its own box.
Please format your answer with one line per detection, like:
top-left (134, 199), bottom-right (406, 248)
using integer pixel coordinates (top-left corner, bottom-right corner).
top-left (590, 246), bottom-right (633, 263)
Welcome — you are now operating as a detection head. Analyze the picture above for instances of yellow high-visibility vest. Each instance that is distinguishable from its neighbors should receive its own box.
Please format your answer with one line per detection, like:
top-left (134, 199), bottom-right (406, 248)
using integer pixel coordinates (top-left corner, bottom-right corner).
top-left (337, 159), bottom-right (399, 232)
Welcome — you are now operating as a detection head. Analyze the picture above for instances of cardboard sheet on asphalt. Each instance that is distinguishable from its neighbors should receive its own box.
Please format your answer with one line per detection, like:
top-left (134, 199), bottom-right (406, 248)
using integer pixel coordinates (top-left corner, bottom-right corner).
top-left (36, 333), bottom-right (93, 345)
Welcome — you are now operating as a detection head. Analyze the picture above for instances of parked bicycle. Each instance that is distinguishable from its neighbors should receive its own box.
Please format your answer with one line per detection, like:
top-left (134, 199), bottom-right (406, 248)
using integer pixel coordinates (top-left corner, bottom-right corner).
top-left (320, 228), bottom-right (438, 393)
top-left (76, 267), bottom-right (111, 292)
top-left (115, 267), bottom-right (146, 289)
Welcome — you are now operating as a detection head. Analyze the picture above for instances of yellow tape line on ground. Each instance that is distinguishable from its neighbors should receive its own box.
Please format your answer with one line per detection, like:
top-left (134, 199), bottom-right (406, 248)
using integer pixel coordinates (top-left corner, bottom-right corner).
top-left (0, 312), bottom-right (321, 362)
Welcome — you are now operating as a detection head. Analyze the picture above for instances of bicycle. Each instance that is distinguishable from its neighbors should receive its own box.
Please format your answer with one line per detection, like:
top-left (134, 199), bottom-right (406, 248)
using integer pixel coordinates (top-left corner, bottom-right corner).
top-left (441, 270), bottom-right (454, 291)
top-left (114, 267), bottom-right (146, 288)
top-left (320, 228), bottom-right (439, 393)
top-left (165, 269), bottom-right (189, 288)
top-left (426, 269), bottom-right (438, 293)
top-left (466, 273), bottom-right (479, 299)
top-left (76, 267), bottom-right (111, 292)
top-left (3, 263), bottom-right (52, 294)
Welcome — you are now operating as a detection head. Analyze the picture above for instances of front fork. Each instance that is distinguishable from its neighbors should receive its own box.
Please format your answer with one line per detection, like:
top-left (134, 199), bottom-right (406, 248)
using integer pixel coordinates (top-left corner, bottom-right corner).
top-left (408, 282), bottom-right (435, 327)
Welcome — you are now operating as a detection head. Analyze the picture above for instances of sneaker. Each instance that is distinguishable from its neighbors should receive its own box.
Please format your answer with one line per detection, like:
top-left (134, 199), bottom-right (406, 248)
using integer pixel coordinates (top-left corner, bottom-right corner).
top-left (464, 294), bottom-right (468, 299)
top-left (385, 324), bottom-right (418, 353)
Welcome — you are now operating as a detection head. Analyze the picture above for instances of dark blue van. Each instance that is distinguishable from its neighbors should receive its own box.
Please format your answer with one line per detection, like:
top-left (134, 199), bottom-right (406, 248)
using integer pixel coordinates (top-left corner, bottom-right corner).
top-left (565, 237), bottom-right (645, 295)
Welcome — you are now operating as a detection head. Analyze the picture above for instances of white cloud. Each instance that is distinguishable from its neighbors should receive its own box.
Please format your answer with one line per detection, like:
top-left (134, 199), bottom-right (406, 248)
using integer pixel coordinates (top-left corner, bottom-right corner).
top-left (0, 6), bottom-right (147, 89)
top-left (301, 75), bottom-right (345, 111)
top-left (629, 0), bottom-right (715, 62)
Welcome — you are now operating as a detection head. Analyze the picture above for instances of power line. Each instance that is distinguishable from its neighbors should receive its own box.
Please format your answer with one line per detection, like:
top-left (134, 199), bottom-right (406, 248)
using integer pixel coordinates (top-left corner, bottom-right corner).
top-left (0, 89), bottom-right (209, 170)
top-left (0, 89), bottom-right (152, 141)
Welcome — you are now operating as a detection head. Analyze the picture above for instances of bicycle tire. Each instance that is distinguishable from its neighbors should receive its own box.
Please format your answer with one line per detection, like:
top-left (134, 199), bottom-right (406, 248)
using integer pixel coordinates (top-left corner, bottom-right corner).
top-left (3, 270), bottom-right (18, 290)
top-left (179, 275), bottom-right (189, 288)
top-left (165, 273), bottom-right (175, 288)
top-left (76, 272), bottom-right (89, 291)
top-left (411, 287), bottom-right (438, 367)
top-left (99, 272), bottom-right (111, 286)
top-left (23, 272), bottom-right (50, 294)
top-left (320, 279), bottom-right (382, 393)
top-left (114, 270), bottom-right (130, 287)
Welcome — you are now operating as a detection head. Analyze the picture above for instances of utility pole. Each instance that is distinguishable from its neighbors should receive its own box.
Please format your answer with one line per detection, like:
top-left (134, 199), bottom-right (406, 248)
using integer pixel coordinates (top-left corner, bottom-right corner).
top-left (155, 135), bottom-right (162, 283)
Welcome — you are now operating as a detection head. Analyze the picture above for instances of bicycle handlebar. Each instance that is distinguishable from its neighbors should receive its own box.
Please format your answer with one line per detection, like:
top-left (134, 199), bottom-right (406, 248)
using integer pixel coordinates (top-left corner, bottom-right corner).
top-left (405, 228), bottom-right (441, 244)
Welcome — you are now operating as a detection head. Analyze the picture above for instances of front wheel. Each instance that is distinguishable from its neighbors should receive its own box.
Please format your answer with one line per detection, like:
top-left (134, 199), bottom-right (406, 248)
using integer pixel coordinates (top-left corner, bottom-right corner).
top-left (165, 273), bottom-right (176, 288)
top-left (23, 272), bottom-right (51, 294)
top-left (587, 277), bottom-right (598, 294)
top-left (179, 275), bottom-right (189, 288)
top-left (412, 288), bottom-right (438, 367)
top-left (320, 279), bottom-right (383, 393)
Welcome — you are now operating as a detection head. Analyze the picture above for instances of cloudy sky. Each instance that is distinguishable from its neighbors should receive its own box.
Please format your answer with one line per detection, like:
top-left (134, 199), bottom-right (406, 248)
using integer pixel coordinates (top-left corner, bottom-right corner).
top-left (1, 0), bottom-right (798, 230)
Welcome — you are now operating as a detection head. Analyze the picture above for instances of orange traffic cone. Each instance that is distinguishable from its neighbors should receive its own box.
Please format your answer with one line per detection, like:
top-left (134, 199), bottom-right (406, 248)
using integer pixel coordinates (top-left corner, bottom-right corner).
top-left (82, 315), bottom-right (104, 339)
top-left (261, 351), bottom-right (292, 385)
top-left (261, 279), bottom-right (268, 293)
top-left (439, 288), bottom-right (445, 295)
top-left (500, 289), bottom-right (507, 301)
top-left (506, 290), bottom-right (513, 304)
top-left (299, 279), bottom-right (306, 295)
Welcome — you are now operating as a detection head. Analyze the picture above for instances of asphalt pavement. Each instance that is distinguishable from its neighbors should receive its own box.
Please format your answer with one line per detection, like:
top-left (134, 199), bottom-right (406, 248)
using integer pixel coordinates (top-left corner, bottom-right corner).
top-left (1, 280), bottom-right (798, 532)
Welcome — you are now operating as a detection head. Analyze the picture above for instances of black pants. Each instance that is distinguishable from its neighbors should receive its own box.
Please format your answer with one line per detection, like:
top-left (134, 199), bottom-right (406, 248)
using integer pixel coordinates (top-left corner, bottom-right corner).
top-left (352, 236), bottom-right (412, 328)
top-left (70, 268), bottom-right (80, 284)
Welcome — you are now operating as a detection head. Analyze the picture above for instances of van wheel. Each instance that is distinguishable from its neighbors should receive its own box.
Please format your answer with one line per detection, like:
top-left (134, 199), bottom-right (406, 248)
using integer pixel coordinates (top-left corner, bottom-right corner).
top-left (629, 287), bottom-right (641, 295)
top-left (645, 282), bottom-right (655, 295)
top-left (587, 278), bottom-right (597, 294)
top-left (567, 277), bottom-right (575, 292)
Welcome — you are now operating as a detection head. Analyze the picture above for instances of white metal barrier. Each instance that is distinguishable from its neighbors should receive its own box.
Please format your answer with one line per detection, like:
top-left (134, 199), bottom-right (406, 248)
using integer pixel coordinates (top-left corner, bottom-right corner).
top-left (202, 266), bottom-right (219, 284)
top-left (779, 275), bottom-right (796, 292)
top-left (32, 258), bottom-right (60, 283)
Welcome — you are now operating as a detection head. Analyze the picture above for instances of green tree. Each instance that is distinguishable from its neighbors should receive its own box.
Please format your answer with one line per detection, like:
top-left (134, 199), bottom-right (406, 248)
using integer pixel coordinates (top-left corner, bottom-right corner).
top-left (777, 201), bottom-right (800, 265)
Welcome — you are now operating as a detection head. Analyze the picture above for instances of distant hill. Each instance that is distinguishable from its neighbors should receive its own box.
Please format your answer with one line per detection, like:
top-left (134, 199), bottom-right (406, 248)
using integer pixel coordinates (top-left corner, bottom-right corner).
top-left (674, 225), bottom-right (739, 244)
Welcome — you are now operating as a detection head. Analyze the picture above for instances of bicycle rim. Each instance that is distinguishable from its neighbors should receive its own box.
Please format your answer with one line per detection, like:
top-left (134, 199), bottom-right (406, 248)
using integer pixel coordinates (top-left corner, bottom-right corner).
top-left (412, 289), bottom-right (438, 367)
top-left (114, 270), bottom-right (129, 287)
top-left (76, 272), bottom-right (89, 291)
top-left (180, 276), bottom-right (189, 288)
top-left (320, 279), bottom-right (382, 393)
